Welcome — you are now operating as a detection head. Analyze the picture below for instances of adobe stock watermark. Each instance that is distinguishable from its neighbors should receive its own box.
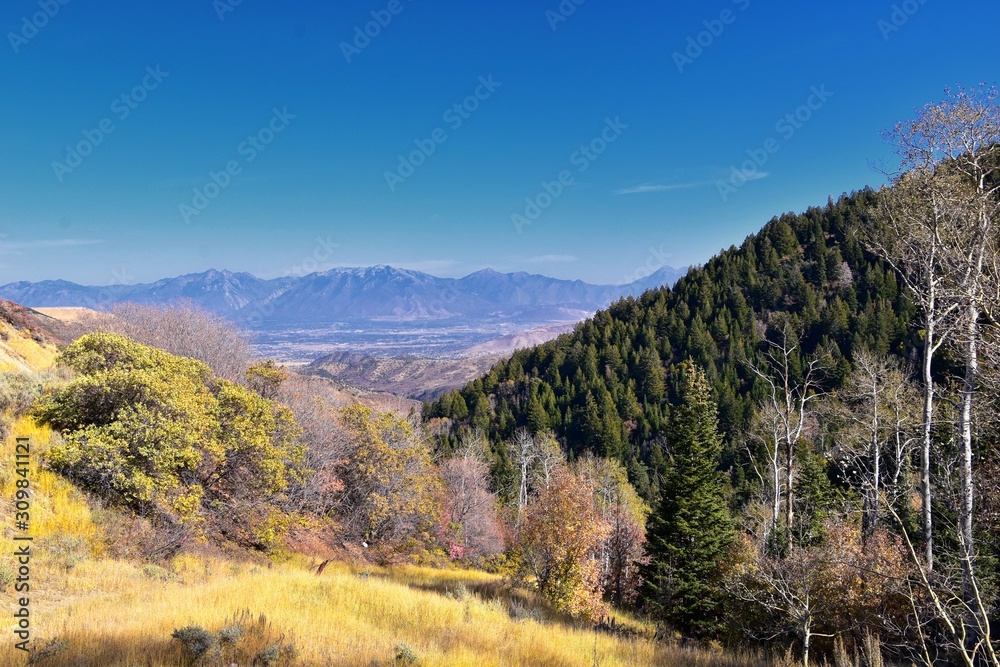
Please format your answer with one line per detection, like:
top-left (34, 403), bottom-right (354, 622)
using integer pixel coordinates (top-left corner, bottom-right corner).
top-left (716, 85), bottom-right (833, 202)
top-left (545, 0), bottom-right (587, 31)
top-left (511, 117), bottom-right (628, 234)
top-left (244, 235), bottom-right (339, 327)
top-left (179, 107), bottom-right (295, 224)
top-left (877, 0), bottom-right (929, 41)
top-left (341, 0), bottom-right (415, 64)
top-left (7, 0), bottom-right (71, 54)
top-left (56, 265), bottom-right (136, 313)
top-left (385, 75), bottom-right (502, 192)
top-left (213, 0), bottom-right (244, 21)
top-left (288, 236), bottom-right (339, 278)
top-left (51, 66), bottom-right (170, 183)
top-left (620, 245), bottom-right (672, 285)
top-left (673, 0), bottom-right (751, 73)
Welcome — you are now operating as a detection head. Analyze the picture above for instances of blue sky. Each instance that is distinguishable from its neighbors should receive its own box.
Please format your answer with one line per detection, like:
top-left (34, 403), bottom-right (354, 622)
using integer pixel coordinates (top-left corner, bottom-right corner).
top-left (1, 0), bottom-right (997, 286)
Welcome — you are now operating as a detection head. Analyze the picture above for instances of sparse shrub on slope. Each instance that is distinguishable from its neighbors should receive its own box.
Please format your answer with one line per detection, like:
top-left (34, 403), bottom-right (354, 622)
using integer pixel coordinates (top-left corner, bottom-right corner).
top-left (172, 610), bottom-right (298, 667)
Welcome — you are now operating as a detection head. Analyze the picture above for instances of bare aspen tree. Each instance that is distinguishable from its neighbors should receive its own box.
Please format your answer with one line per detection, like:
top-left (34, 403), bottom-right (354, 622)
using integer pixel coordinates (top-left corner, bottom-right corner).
top-left (868, 167), bottom-right (959, 569)
top-left (531, 430), bottom-right (564, 491)
top-left (746, 402), bottom-right (786, 545)
top-left (746, 323), bottom-right (830, 546)
top-left (926, 88), bottom-right (1000, 646)
top-left (880, 85), bottom-right (1000, 657)
top-left (830, 349), bottom-right (919, 537)
top-left (510, 427), bottom-right (536, 528)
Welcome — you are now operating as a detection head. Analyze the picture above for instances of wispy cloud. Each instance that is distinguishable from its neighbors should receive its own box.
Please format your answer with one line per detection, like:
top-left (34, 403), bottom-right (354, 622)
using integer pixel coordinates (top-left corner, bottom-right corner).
top-left (617, 170), bottom-right (771, 195)
top-left (525, 254), bottom-right (579, 264)
top-left (616, 182), bottom-right (708, 195)
top-left (0, 238), bottom-right (105, 255)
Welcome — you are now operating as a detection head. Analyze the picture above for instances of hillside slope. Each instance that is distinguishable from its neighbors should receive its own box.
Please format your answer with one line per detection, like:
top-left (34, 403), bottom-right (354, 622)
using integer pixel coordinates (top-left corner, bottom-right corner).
top-left (0, 300), bottom-right (66, 372)
top-left (427, 190), bottom-right (914, 498)
top-left (307, 351), bottom-right (505, 401)
top-left (0, 303), bottom-right (744, 667)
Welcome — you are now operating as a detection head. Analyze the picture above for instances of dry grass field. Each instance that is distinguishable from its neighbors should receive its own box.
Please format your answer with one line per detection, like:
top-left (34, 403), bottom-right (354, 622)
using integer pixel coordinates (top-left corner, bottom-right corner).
top-left (0, 417), bottom-right (760, 667)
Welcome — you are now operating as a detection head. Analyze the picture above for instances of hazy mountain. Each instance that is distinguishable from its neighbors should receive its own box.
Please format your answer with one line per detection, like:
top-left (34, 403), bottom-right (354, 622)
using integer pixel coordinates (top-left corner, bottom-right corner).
top-left (0, 270), bottom-right (293, 316)
top-left (0, 264), bottom-right (686, 325)
top-left (624, 265), bottom-right (691, 294)
top-left (128, 269), bottom-right (295, 314)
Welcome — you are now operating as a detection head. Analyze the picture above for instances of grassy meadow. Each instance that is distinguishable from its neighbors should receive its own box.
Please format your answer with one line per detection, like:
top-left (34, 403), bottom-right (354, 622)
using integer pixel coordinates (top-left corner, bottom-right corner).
top-left (1, 417), bottom-right (758, 667)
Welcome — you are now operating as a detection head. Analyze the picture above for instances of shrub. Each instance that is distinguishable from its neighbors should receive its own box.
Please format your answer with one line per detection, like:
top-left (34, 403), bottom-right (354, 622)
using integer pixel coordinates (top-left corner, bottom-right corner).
top-left (45, 534), bottom-right (89, 572)
top-left (393, 643), bottom-right (420, 665)
top-left (141, 564), bottom-right (175, 582)
top-left (0, 371), bottom-right (44, 415)
top-left (218, 624), bottom-right (245, 646)
top-left (27, 638), bottom-right (68, 664)
top-left (255, 646), bottom-right (280, 666)
top-left (35, 333), bottom-right (305, 549)
top-left (171, 626), bottom-right (218, 660)
top-left (171, 611), bottom-right (298, 666)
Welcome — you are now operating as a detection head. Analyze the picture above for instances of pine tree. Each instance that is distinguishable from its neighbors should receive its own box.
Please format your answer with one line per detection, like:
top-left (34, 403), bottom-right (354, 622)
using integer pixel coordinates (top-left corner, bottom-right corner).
top-left (641, 361), bottom-right (733, 638)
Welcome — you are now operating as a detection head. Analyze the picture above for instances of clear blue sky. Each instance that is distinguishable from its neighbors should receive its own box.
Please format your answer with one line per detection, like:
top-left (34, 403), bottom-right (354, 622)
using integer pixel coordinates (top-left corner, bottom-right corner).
top-left (1, 0), bottom-right (997, 286)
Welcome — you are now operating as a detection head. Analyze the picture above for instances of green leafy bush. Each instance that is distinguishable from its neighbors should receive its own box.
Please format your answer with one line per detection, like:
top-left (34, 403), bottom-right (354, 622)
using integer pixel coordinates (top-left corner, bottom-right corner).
top-left (34, 333), bottom-right (305, 549)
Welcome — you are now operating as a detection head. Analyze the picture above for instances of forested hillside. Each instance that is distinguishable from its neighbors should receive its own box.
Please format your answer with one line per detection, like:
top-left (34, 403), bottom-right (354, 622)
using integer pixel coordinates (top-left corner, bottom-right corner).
top-left (428, 188), bottom-right (915, 499)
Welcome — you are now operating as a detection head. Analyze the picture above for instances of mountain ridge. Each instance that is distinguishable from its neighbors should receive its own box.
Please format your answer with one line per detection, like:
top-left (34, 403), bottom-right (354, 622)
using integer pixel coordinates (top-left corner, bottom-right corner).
top-left (0, 264), bottom-right (687, 325)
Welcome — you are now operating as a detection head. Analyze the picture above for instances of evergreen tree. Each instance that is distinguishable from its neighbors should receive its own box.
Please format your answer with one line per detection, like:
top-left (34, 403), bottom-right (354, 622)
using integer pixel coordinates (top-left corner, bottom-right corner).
top-left (640, 361), bottom-right (733, 638)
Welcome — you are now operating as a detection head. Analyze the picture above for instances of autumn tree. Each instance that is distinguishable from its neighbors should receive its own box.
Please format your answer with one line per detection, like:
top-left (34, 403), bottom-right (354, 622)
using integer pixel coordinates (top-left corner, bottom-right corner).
top-left (577, 454), bottom-right (650, 605)
top-left (514, 467), bottom-right (610, 622)
top-left (336, 404), bottom-right (442, 554)
top-left (641, 361), bottom-right (733, 637)
top-left (438, 439), bottom-right (503, 563)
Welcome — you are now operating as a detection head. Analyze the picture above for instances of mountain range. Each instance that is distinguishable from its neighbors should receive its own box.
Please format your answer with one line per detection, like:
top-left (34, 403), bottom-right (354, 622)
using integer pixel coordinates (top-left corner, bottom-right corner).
top-left (0, 265), bottom-right (686, 326)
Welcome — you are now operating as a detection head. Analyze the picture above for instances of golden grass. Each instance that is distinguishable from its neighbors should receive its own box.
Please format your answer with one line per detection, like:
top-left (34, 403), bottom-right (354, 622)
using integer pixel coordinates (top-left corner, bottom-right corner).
top-left (0, 322), bottom-right (59, 372)
top-left (0, 555), bottom-right (760, 667)
top-left (0, 419), bottom-right (99, 549)
top-left (0, 414), bottom-right (758, 666)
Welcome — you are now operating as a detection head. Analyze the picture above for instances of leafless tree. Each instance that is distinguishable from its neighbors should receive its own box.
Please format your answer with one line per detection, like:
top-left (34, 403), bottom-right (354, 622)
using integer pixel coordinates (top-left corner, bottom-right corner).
top-left (729, 544), bottom-right (837, 667)
top-left (439, 452), bottom-right (503, 561)
top-left (878, 84), bottom-right (1000, 657)
top-left (917, 87), bottom-right (1000, 646)
top-left (278, 375), bottom-right (354, 517)
top-left (867, 168), bottom-right (960, 569)
top-left (510, 427), bottom-right (536, 528)
top-left (77, 300), bottom-right (254, 382)
top-left (829, 349), bottom-right (919, 537)
top-left (746, 323), bottom-right (831, 545)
